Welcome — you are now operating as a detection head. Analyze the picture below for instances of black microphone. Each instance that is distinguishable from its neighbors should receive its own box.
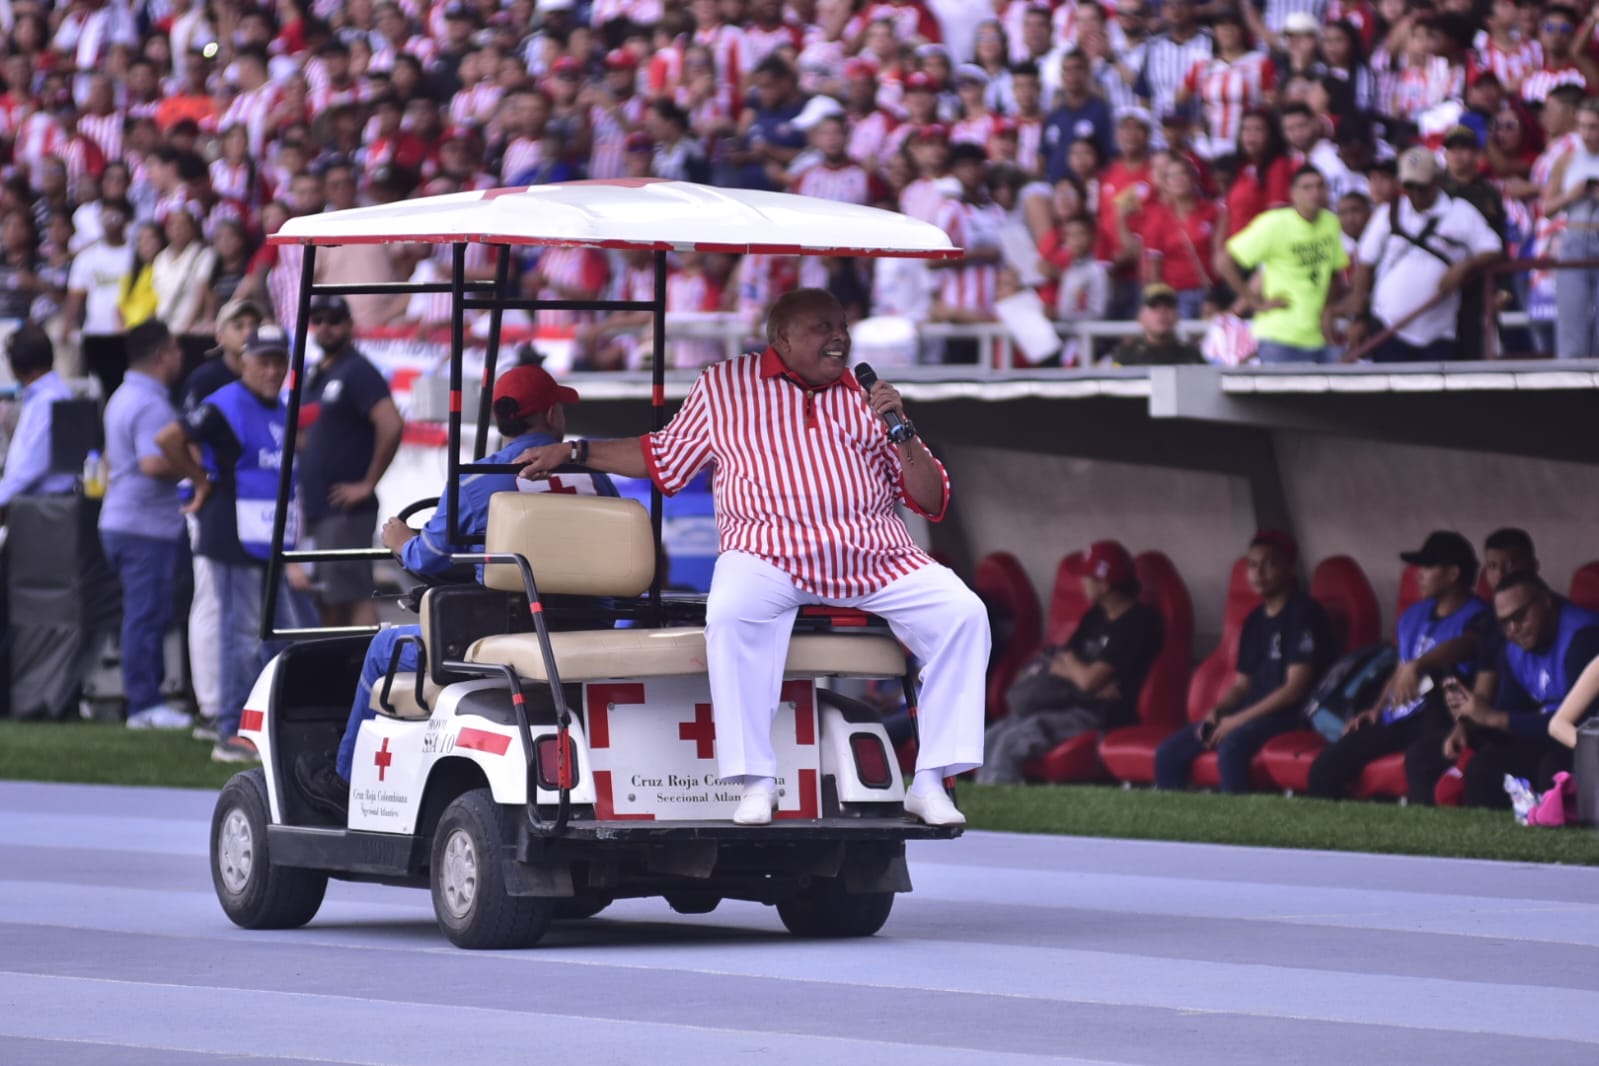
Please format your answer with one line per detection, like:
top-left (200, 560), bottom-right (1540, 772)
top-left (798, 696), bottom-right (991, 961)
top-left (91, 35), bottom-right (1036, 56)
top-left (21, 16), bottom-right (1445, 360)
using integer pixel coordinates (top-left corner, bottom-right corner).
top-left (853, 362), bottom-right (915, 444)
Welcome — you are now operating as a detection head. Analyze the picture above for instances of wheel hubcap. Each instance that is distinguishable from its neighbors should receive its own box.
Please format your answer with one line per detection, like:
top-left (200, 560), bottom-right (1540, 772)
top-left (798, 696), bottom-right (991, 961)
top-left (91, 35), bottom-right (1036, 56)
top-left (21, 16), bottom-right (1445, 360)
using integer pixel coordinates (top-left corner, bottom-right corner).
top-left (218, 808), bottom-right (254, 894)
top-left (439, 829), bottom-right (479, 920)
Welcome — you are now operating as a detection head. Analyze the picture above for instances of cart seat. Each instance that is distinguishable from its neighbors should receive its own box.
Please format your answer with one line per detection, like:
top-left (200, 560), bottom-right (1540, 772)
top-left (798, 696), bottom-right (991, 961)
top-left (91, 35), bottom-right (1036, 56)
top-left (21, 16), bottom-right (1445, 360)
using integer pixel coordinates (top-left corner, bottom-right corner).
top-left (465, 491), bottom-right (905, 681)
top-left (465, 627), bottom-right (905, 682)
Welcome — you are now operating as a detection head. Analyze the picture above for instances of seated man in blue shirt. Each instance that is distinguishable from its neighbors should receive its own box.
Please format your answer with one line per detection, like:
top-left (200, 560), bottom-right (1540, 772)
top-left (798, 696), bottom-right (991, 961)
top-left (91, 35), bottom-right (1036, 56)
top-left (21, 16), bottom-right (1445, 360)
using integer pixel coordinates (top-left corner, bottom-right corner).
top-left (1442, 571), bottom-right (1599, 808)
top-left (296, 365), bottom-right (616, 820)
top-left (1155, 530), bottom-right (1338, 793)
top-left (1306, 531), bottom-right (1493, 804)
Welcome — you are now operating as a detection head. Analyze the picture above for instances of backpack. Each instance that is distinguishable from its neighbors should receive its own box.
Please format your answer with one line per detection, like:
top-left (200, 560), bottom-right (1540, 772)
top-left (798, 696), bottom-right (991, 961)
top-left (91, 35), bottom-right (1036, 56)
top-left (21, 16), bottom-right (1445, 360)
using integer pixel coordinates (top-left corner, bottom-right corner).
top-left (1304, 644), bottom-right (1399, 743)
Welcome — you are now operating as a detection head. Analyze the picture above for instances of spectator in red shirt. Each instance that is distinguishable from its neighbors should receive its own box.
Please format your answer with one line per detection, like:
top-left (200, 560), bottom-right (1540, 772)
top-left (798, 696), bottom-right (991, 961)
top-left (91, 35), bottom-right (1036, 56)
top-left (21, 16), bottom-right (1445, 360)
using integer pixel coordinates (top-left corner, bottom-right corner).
top-left (1139, 156), bottom-right (1221, 319)
top-left (1224, 107), bottom-right (1292, 237)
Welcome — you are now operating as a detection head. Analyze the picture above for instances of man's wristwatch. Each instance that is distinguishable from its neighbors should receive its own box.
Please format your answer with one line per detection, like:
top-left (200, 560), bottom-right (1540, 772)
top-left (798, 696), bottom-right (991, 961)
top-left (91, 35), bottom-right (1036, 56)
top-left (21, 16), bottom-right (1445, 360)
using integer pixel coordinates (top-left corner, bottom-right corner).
top-left (888, 419), bottom-right (917, 444)
top-left (567, 439), bottom-right (589, 465)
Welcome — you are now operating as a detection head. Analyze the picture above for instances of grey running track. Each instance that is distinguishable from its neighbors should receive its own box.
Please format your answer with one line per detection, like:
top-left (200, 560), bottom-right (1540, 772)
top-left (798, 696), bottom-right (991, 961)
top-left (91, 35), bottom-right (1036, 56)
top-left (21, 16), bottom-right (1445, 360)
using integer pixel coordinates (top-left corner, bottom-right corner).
top-left (2, 780), bottom-right (1598, 1066)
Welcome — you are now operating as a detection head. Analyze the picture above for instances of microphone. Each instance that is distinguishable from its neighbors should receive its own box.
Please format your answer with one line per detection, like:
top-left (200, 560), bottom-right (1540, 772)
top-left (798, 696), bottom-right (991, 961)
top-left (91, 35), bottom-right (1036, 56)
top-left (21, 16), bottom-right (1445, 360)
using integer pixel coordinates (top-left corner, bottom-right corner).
top-left (853, 362), bottom-right (915, 444)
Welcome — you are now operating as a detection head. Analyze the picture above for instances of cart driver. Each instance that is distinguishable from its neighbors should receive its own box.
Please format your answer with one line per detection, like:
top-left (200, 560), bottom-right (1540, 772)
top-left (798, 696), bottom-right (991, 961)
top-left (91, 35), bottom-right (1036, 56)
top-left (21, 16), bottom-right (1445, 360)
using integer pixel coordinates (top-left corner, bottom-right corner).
top-left (516, 288), bottom-right (988, 827)
top-left (295, 365), bottom-right (617, 820)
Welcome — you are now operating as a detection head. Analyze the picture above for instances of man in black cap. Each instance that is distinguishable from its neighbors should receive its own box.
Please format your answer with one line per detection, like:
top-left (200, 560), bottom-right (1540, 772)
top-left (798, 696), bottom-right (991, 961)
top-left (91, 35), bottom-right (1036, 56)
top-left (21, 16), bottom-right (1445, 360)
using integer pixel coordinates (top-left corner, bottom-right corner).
top-left (301, 294), bottom-right (403, 627)
top-left (1111, 284), bottom-right (1204, 365)
top-left (1306, 531), bottom-right (1494, 802)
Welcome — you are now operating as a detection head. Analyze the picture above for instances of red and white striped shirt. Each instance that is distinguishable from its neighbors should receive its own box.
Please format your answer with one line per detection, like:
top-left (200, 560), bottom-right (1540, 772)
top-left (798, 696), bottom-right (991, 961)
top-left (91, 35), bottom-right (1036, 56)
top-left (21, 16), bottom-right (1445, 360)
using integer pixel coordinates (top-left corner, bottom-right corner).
top-left (535, 246), bottom-right (610, 328)
top-left (500, 137), bottom-right (544, 183)
top-left (1013, 116), bottom-right (1044, 177)
top-left (643, 348), bottom-right (947, 598)
top-left (1184, 52), bottom-right (1275, 159)
top-left (77, 112), bottom-right (123, 163)
top-left (590, 96), bottom-right (650, 181)
top-left (451, 80), bottom-right (504, 129)
top-left (219, 84), bottom-right (280, 157)
top-left (741, 23), bottom-right (805, 75)
top-left (1521, 63), bottom-right (1586, 106)
top-left (694, 24), bottom-right (746, 103)
top-left (951, 112), bottom-right (1001, 148)
top-left (935, 197), bottom-right (1006, 316)
top-left (791, 160), bottom-right (885, 206)
top-left (1474, 32), bottom-right (1541, 91)
top-left (210, 160), bottom-right (256, 207)
top-left (900, 177), bottom-right (949, 226)
top-left (846, 109), bottom-right (897, 170)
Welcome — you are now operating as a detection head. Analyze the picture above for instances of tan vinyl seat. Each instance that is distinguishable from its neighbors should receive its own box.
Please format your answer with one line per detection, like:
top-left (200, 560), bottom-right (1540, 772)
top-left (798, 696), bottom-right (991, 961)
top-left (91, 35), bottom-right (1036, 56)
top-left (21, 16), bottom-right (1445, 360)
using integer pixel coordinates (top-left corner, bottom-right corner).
top-left (465, 628), bottom-right (905, 682)
top-left (461, 492), bottom-right (906, 682)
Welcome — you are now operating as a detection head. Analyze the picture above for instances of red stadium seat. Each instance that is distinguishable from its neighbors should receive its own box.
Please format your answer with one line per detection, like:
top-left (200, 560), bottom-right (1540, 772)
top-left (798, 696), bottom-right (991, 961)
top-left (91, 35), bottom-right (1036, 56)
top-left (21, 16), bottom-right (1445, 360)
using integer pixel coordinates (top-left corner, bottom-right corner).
top-left (1310, 555), bottom-right (1382, 651)
top-left (1044, 551), bottom-right (1093, 646)
top-left (1570, 562), bottom-right (1599, 612)
top-left (973, 551), bottom-right (1043, 721)
top-left (1355, 751), bottom-right (1408, 799)
top-left (1023, 550), bottom-right (1195, 784)
top-left (1101, 556), bottom-right (1258, 785)
top-left (1260, 556), bottom-right (1380, 792)
top-left (1396, 564), bottom-right (1425, 622)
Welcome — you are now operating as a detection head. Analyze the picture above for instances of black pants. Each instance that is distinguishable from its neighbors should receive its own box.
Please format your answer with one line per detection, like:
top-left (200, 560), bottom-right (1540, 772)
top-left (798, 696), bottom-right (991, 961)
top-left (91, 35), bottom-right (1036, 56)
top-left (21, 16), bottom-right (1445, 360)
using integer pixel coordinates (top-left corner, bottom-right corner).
top-left (1307, 703), bottom-right (1454, 805)
top-left (1458, 733), bottom-right (1574, 809)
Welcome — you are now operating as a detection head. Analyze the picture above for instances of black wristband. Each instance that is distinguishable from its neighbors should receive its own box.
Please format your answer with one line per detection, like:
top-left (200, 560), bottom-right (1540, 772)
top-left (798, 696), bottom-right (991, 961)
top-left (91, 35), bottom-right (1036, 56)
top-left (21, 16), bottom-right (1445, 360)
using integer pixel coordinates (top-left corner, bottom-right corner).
top-left (574, 439), bottom-right (589, 464)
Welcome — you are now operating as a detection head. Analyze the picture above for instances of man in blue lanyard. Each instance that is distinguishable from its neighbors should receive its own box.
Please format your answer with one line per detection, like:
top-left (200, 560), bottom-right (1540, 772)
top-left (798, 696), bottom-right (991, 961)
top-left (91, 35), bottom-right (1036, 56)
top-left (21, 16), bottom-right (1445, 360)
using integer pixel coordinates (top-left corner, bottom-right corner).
top-left (1443, 572), bottom-right (1599, 808)
top-left (295, 365), bottom-right (616, 822)
top-left (1306, 531), bottom-right (1492, 803)
top-left (155, 326), bottom-right (316, 764)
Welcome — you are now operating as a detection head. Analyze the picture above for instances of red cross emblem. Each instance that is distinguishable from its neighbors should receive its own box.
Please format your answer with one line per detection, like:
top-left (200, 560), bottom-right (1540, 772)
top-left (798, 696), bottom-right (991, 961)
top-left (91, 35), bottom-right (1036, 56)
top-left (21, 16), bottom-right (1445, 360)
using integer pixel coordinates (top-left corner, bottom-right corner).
top-left (678, 702), bottom-right (717, 759)
top-left (544, 477), bottom-right (580, 494)
top-left (374, 737), bottom-right (393, 781)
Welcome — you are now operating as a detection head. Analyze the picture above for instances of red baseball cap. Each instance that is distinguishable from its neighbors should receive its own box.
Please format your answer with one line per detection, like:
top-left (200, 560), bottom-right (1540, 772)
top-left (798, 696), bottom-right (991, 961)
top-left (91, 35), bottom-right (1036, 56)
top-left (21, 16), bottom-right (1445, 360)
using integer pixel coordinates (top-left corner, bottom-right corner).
top-left (604, 48), bottom-right (637, 70)
top-left (1250, 529), bottom-right (1299, 564)
top-left (904, 71), bottom-right (936, 92)
top-left (1067, 541), bottom-right (1136, 586)
top-left (909, 122), bottom-right (949, 142)
top-left (843, 58), bottom-right (876, 80)
top-left (551, 55), bottom-right (582, 75)
top-left (493, 365), bottom-right (579, 418)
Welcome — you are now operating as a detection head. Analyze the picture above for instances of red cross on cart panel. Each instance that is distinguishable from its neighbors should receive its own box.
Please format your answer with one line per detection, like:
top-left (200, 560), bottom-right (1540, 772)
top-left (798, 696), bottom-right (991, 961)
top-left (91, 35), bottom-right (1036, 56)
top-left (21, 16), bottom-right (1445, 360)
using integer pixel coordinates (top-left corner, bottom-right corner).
top-left (584, 677), bottom-right (821, 821)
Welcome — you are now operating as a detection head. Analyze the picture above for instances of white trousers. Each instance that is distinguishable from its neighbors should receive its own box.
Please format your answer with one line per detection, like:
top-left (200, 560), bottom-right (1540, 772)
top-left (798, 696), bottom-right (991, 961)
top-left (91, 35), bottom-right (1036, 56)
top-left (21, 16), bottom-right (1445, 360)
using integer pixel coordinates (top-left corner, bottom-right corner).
top-left (189, 551), bottom-right (221, 720)
top-left (705, 551), bottom-right (990, 780)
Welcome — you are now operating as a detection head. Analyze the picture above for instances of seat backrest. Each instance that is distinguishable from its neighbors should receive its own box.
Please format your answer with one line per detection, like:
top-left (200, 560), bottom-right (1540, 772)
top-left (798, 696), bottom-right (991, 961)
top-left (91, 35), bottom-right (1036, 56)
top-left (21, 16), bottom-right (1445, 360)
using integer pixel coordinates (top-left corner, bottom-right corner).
top-left (1044, 550), bottom-right (1093, 646)
top-left (484, 492), bottom-right (655, 597)
top-left (1570, 562), bottom-right (1599, 612)
top-left (1311, 555), bottom-right (1381, 651)
top-left (1133, 551), bottom-right (1194, 732)
top-left (1187, 557), bottom-right (1259, 722)
top-left (1395, 563), bottom-right (1424, 627)
top-left (974, 551), bottom-right (1043, 720)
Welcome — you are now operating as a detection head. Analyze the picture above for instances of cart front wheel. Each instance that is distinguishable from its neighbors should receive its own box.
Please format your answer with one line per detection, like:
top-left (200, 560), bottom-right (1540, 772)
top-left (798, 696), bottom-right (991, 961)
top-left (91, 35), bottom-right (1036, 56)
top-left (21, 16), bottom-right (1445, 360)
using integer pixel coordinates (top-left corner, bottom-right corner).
top-left (211, 769), bottom-right (328, 929)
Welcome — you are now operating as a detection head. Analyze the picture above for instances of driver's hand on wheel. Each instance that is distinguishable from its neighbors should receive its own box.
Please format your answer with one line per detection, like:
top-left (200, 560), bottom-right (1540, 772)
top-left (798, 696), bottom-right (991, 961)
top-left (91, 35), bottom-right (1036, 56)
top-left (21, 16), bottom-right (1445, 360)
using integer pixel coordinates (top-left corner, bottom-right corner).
top-left (514, 442), bottom-right (566, 481)
top-left (381, 516), bottom-right (416, 554)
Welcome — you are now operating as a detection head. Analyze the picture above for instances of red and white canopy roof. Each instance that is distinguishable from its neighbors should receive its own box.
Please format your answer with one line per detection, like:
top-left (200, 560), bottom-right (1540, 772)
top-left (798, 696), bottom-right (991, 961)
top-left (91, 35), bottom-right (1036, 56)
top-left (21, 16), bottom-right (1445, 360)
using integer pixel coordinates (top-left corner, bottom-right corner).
top-left (271, 178), bottom-right (961, 258)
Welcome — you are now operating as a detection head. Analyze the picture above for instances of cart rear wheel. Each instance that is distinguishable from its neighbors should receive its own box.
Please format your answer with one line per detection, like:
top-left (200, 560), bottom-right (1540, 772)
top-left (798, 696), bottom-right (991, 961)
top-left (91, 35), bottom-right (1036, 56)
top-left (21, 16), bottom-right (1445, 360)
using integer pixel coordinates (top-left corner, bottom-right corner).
top-left (430, 788), bottom-right (552, 949)
top-left (664, 892), bottom-right (721, 915)
top-left (211, 769), bottom-right (328, 929)
top-left (776, 878), bottom-right (894, 938)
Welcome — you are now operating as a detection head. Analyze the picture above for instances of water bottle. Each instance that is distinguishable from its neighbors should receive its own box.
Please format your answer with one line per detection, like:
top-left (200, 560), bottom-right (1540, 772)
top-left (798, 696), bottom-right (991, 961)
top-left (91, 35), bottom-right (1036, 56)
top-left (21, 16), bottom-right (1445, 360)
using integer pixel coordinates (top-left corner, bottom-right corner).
top-left (82, 450), bottom-right (106, 498)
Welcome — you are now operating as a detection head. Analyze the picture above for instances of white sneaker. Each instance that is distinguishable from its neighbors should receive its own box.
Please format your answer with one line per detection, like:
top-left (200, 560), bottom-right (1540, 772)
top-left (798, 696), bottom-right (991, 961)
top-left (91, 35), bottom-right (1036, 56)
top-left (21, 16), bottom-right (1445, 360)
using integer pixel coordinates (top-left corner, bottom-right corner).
top-left (732, 788), bottom-right (778, 826)
top-left (127, 704), bottom-right (195, 730)
top-left (904, 788), bottom-right (966, 827)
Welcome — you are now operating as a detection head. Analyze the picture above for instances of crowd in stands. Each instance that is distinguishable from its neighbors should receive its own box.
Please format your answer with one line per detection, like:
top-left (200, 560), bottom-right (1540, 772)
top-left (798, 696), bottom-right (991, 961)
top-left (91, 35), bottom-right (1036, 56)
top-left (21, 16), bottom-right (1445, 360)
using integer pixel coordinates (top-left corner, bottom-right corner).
top-left (0, 0), bottom-right (1597, 378)
top-left (975, 525), bottom-right (1599, 812)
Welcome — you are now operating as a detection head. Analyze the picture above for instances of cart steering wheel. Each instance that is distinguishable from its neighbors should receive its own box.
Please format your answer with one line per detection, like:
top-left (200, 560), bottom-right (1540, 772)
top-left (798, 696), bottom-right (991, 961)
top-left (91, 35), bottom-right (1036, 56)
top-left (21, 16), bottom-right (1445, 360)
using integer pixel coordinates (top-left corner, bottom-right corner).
top-left (392, 497), bottom-right (475, 589)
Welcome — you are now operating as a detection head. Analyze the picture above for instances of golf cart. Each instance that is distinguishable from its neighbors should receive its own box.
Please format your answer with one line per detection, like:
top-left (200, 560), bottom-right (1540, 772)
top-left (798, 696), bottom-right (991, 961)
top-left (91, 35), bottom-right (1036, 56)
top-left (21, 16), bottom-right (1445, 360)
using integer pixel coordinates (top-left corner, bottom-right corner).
top-left (208, 180), bottom-right (966, 949)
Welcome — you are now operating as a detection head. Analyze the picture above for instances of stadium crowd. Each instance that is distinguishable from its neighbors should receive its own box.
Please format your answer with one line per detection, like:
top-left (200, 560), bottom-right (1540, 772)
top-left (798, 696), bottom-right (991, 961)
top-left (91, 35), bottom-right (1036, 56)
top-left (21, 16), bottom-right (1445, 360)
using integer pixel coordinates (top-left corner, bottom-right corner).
top-left (0, 0), bottom-right (1590, 375)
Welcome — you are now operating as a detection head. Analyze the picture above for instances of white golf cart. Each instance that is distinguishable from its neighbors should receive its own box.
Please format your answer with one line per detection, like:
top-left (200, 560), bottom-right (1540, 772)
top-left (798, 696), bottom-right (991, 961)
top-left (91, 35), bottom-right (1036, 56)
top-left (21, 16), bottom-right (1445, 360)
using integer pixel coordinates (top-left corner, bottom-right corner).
top-left (208, 180), bottom-right (966, 949)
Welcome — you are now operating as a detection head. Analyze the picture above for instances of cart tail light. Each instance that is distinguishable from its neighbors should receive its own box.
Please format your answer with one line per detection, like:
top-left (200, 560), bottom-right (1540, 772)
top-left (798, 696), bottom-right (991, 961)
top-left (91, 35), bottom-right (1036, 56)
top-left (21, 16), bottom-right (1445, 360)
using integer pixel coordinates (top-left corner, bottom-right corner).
top-left (535, 734), bottom-right (577, 791)
top-left (850, 732), bottom-right (893, 789)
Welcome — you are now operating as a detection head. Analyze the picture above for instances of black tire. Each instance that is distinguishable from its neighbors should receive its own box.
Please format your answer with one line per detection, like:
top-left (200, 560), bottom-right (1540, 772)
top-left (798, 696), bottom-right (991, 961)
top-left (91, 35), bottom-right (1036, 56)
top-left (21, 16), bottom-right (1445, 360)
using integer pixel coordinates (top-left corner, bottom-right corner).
top-left (430, 789), bottom-right (552, 949)
top-left (777, 878), bottom-right (895, 938)
top-left (552, 895), bottom-right (614, 921)
top-left (663, 892), bottom-right (721, 915)
top-left (211, 769), bottom-right (328, 929)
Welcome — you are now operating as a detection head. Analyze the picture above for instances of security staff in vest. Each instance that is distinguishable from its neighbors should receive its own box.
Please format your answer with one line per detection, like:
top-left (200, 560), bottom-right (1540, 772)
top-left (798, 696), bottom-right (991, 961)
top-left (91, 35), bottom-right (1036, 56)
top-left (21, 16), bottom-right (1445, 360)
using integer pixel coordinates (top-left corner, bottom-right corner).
top-left (1441, 572), bottom-right (1599, 808)
top-left (1305, 531), bottom-right (1492, 804)
top-left (155, 326), bottom-right (315, 764)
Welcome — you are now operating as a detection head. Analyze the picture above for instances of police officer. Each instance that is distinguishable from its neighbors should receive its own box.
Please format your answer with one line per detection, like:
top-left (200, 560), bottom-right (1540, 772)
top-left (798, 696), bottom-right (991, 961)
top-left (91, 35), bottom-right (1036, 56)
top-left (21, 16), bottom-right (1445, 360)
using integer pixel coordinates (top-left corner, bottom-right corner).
top-left (155, 326), bottom-right (315, 763)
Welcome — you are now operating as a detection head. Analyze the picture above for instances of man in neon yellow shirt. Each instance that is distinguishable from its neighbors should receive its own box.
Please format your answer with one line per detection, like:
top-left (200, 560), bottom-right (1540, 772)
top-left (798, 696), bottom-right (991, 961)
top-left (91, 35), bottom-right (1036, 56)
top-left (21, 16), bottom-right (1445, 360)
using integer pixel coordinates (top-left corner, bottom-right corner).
top-left (1217, 166), bottom-right (1348, 364)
